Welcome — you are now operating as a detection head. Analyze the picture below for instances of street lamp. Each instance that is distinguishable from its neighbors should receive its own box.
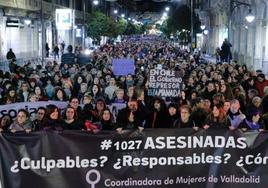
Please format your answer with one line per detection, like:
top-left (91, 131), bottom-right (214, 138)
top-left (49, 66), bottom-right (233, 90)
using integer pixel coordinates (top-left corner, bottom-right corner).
top-left (24, 19), bottom-right (31, 25)
top-left (245, 9), bottom-right (255, 23)
top-left (229, 0), bottom-right (255, 40)
top-left (165, 7), bottom-right (170, 12)
top-left (121, 14), bottom-right (125, 18)
top-left (114, 9), bottom-right (118, 14)
top-left (200, 25), bottom-right (206, 30)
top-left (93, 0), bottom-right (99, 6)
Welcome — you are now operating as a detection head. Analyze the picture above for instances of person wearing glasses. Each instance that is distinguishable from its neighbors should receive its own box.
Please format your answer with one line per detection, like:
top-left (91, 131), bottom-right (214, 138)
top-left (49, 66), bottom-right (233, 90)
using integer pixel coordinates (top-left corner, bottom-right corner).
top-left (33, 107), bottom-right (46, 131)
top-left (69, 97), bottom-right (83, 120)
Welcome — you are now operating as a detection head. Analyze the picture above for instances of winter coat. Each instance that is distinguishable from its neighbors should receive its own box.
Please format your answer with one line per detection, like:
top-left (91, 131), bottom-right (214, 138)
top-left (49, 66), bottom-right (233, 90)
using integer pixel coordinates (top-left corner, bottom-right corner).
top-left (9, 119), bottom-right (32, 132)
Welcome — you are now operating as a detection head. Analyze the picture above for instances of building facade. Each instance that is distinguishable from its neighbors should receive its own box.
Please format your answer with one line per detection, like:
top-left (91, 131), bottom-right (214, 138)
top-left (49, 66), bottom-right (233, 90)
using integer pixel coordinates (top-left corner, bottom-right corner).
top-left (197, 0), bottom-right (268, 74)
top-left (0, 0), bottom-right (91, 60)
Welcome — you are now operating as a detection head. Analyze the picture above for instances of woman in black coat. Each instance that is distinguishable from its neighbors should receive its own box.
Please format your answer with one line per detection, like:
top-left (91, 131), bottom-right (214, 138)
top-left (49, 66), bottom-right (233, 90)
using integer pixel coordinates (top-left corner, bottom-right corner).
top-left (203, 103), bottom-right (230, 130)
top-left (145, 97), bottom-right (168, 128)
top-left (166, 103), bottom-right (179, 128)
top-left (96, 108), bottom-right (115, 131)
top-left (173, 105), bottom-right (196, 129)
top-left (61, 106), bottom-right (82, 130)
top-left (43, 104), bottom-right (63, 131)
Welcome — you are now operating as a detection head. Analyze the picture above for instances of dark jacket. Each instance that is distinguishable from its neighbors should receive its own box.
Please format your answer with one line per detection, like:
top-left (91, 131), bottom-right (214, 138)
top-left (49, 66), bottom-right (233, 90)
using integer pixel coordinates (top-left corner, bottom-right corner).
top-left (116, 108), bottom-right (144, 129)
top-left (191, 108), bottom-right (208, 128)
top-left (173, 118), bottom-right (195, 128)
top-left (262, 95), bottom-right (268, 114)
top-left (221, 41), bottom-right (232, 60)
top-left (137, 100), bottom-right (150, 126)
top-left (145, 110), bottom-right (168, 128)
top-left (96, 120), bottom-right (115, 131)
top-left (204, 116), bottom-right (230, 129)
top-left (61, 52), bottom-right (76, 65)
top-left (61, 119), bottom-right (82, 130)
top-left (43, 118), bottom-right (63, 131)
top-left (202, 89), bottom-right (216, 101)
top-left (6, 51), bottom-right (16, 60)
top-left (166, 114), bottom-right (178, 128)
top-left (32, 119), bottom-right (45, 131)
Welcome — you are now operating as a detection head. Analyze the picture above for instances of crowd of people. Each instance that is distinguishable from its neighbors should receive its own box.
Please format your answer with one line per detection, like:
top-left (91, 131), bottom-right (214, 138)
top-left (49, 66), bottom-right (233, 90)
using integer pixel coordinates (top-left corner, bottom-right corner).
top-left (1, 36), bottom-right (268, 134)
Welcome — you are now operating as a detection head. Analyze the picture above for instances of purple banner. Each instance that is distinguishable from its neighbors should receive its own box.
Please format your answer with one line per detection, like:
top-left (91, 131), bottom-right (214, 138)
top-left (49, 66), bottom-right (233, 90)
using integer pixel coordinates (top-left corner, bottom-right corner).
top-left (112, 59), bottom-right (135, 76)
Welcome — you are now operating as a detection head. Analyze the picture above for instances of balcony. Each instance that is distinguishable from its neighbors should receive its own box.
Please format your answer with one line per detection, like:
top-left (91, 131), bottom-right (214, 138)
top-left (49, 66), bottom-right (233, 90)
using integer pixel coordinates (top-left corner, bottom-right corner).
top-left (0, 0), bottom-right (90, 22)
top-left (0, 0), bottom-right (41, 11)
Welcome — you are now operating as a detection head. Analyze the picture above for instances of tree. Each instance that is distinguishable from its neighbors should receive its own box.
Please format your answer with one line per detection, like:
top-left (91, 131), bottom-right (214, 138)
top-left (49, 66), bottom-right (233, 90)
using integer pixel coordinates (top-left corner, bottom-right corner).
top-left (160, 18), bottom-right (176, 37)
top-left (176, 29), bottom-right (191, 45)
top-left (87, 11), bottom-right (150, 41)
top-left (160, 5), bottom-right (201, 40)
top-left (116, 18), bottom-right (128, 36)
top-left (123, 22), bottom-right (145, 35)
top-left (87, 11), bottom-right (116, 41)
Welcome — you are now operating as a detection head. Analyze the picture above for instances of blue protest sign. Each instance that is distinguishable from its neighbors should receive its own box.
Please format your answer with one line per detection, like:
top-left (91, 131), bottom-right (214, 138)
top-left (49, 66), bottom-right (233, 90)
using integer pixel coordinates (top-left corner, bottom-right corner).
top-left (112, 59), bottom-right (135, 76)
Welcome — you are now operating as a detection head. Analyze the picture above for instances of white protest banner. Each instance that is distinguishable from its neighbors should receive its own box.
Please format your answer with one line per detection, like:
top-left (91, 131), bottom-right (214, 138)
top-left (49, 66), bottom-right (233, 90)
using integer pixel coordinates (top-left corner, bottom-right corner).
top-left (0, 101), bottom-right (68, 119)
top-left (0, 101), bottom-right (127, 120)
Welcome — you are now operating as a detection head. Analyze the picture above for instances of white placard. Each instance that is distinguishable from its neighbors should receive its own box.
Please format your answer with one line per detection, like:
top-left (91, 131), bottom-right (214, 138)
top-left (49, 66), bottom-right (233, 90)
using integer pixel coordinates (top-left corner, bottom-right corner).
top-left (56, 9), bottom-right (73, 30)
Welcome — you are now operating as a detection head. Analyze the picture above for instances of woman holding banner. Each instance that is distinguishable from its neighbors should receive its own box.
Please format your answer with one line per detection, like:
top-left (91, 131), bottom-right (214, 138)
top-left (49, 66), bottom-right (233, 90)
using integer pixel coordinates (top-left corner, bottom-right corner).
top-left (43, 105), bottom-right (63, 131)
top-left (166, 103), bottom-right (179, 128)
top-left (240, 107), bottom-right (264, 132)
top-left (173, 105), bottom-right (196, 129)
top-left (116, 99), bottom-right (144, 131)
top-left (61, 106), bottom-right (82, 130)
top-left (145, 97), bottom-right (168, 128)
top-left (96, 108), bottom-right (115, 131)
top-left (9, 109), bottom-right (32, 133)
top-left (203, 103), bottom-right (230, 129)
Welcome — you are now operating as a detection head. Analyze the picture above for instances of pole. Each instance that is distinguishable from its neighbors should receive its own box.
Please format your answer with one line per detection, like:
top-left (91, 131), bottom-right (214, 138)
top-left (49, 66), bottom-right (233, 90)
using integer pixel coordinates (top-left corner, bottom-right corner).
top-left (229, 0), bottom-right (251, 41)
top-left (228, 0), bottom-right (233, 41)
top-left (83, 0), bottom-right (86, 50)
top-left (41, 0), bottom-right (45, 66)
top-left (72, 0), bottom-right (75, 50)
top-left (190, 0), bottom-right (194, 52)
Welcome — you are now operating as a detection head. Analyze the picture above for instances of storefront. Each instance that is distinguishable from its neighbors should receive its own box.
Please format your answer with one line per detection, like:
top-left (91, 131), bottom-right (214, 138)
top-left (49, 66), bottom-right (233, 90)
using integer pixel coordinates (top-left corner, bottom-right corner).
top-left (1, 16), bottom-right (39, 59)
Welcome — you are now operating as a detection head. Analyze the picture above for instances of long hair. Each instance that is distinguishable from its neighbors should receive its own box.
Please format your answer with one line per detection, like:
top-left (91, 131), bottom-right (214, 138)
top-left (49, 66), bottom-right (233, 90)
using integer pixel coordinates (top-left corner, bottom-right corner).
top-left (45, 104), bottom-right (61, 120)
top-left (208, 103), bottom-right (226, 123)
top-left (153, 97), bottom-right (167, 113)
top-left (220, 83), bottom-right (234, 100)
top-left (100, 108), bottom-right (114, 123)
top-left (62, 106), bottom-right (78, 120)
top-left (0, 114), bottom-right (12, 129)
top-left (54, 87), bottom-right (67, 101)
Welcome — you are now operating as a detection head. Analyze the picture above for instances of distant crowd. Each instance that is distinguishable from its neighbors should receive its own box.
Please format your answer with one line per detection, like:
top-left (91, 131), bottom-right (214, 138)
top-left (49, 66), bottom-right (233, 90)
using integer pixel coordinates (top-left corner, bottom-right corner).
top-left (1, 36), bottom-right (268, 133)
